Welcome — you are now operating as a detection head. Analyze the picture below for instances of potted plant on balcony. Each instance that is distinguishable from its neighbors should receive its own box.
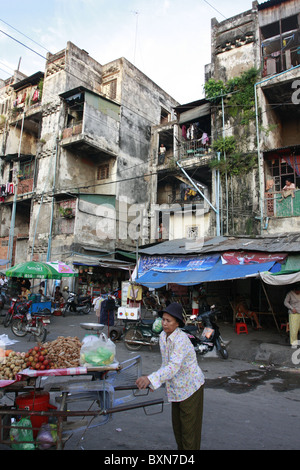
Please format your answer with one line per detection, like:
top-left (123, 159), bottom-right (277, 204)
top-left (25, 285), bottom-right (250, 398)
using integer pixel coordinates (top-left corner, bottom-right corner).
top-left (59, 206), bottom-right (74, 219)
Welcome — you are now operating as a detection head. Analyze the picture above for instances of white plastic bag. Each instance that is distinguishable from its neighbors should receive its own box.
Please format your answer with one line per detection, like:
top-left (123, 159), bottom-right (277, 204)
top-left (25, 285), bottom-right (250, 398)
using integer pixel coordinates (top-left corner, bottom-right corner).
top-left (80, 333), bottom-right (116, 366)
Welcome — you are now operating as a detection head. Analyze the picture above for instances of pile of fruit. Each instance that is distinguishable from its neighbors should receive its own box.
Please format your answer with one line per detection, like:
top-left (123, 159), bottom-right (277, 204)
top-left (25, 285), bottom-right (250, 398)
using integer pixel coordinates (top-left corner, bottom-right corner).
top-left (43, 336), bottom-right (81, 368)
top-left (0, 350), bottom-right (27, 380)
top-left (24, 345), bottom-right (52, 370)
top-left (0, 336), bottom-right (82, 379)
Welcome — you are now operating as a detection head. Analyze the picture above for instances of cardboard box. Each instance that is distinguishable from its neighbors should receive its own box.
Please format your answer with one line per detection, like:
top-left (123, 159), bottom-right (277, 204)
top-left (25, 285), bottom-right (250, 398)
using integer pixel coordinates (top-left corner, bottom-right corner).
top-left (117, 306), bottom-right (141, 320)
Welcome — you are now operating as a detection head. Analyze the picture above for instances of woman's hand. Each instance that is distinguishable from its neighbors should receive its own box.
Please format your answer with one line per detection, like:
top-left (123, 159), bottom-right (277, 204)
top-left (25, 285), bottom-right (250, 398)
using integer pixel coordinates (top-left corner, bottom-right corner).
top-left (136, 376), bottom-right (150, 390)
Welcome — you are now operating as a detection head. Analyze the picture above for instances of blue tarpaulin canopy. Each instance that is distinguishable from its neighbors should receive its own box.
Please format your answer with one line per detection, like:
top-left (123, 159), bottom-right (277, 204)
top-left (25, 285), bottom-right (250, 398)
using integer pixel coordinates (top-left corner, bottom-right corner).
top-left (136, 258), bottom-right (280, 288)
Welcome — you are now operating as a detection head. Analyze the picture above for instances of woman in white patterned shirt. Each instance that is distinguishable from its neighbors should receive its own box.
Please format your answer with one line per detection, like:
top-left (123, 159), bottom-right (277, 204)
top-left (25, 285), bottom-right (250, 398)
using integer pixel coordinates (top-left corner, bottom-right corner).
top-left (136, 303), bottom-right (205, 450)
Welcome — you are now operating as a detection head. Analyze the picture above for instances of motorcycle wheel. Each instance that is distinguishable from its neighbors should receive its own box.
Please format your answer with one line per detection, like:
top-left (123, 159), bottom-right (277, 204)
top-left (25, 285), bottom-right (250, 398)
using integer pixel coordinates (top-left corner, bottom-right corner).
top-left (3, 311), bottom-right (13, 327)
top-left (215, 337), bottom-right (229, 359)
top-left (82, 304), bottom-right (91, 314)
top-left (11, 319), bottom-right (27, 337)
top-left (124, 328), bottom-right (143, 351)
top-left (62, 305), bottom-right (70, 317)
top-left (34, 320), bottom-right (47, 343)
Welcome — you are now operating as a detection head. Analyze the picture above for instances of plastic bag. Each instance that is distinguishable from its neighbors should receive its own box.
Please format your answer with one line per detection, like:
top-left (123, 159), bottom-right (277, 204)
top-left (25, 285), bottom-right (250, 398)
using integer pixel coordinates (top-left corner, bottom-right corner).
top-left (152, 317), bottom-right (163, 334)
top-left (10, 418), bottom-right (35, 450)
top-left (80, 333), bottom-right (116, 366)
top-left (37, 423), bottom-right (57, 449)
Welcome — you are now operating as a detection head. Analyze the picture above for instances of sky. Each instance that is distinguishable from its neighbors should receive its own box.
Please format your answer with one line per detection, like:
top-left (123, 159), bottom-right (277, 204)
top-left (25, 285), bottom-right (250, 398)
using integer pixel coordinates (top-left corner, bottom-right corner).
top-left (0, 0), bottom-right (255, 104)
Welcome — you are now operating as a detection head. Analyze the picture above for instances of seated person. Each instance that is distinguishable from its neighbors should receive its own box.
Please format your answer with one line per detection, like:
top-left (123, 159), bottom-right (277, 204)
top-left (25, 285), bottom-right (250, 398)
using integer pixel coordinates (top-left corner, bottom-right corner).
top-left (53, 286), bottom-right (63, 306)
top-left (235, 296), bottom-right (262, 329)
top-left (19, 285), bottom-right (31, 300)
top-left (279, 179), bottom-right (295, 201)
top-left (38, 289), bottom-right (49, 301)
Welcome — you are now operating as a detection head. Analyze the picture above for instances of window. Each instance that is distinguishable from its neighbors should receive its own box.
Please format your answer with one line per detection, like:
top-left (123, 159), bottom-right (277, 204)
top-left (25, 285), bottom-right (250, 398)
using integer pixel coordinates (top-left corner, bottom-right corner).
top-left (97, 164), bottom-right (109, 180)
top-left (261, 15), bottom-right (300, 75)
top-left (266, 155), bottom-right (300, 191)
top-left (160, 108), bottom-right (170, 125)
top-left (19, 160), bottom-right (34, 180)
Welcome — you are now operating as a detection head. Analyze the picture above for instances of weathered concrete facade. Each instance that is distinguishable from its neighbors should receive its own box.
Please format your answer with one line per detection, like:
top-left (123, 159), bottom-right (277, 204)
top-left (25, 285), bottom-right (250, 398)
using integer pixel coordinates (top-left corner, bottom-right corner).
top-left (206, 0), bottom-right (300, 236)
top-left (149, 0), bottom-right (300, 241)
top-left (0, 42), bottom-right (179, 270)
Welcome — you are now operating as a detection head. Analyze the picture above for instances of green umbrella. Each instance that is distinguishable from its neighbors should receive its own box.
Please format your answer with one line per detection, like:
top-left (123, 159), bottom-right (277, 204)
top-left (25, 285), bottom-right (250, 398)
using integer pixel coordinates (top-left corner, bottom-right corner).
top-left (5, 261), bottom-right (62, 279)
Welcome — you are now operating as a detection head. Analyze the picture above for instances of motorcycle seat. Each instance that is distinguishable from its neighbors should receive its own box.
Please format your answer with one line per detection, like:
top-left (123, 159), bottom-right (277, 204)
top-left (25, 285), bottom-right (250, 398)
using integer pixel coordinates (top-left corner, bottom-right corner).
top-left (141, 318), bottom-right (154, 325)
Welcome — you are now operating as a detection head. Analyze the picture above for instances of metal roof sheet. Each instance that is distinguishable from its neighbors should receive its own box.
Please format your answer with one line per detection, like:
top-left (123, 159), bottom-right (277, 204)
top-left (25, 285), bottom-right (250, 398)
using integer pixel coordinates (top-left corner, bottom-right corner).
top-left (139, 234), bottom-right (300, 256)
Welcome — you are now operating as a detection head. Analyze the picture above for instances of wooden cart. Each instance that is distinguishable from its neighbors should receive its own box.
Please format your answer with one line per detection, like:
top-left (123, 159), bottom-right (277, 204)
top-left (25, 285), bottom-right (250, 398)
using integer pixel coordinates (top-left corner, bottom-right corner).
top-left (0, 356), bottom-right (164, 450)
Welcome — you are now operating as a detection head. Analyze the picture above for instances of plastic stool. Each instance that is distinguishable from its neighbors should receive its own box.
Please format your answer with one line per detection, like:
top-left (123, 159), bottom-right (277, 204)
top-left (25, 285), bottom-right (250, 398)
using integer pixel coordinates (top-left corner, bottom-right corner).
top-left (235, 322), bottom-right (248, 334)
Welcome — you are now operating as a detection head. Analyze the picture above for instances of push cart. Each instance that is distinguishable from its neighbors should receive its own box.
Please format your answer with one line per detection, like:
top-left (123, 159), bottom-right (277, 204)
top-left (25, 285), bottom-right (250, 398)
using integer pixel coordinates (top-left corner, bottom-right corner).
top-left (0, 323), bottom-right (164, 450)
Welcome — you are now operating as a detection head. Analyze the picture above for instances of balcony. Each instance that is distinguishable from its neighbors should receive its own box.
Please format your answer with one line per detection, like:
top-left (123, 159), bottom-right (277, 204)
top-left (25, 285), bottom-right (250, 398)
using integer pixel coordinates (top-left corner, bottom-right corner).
top-left (179, 139), bottom-right (213, 165)
top-left (61, 122), bottom-right (118, 158)
top-left (60, 87), bottom-right (120, 160)
top-left (265, 189), bottom-right (300, 217)
top-left (17, 177), bottom-right (34, 196)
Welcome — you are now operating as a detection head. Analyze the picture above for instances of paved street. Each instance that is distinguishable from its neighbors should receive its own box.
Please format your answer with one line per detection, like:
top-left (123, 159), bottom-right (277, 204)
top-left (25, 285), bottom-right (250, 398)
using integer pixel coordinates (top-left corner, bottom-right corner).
top-left (1, 310), bottom-right (300, 451)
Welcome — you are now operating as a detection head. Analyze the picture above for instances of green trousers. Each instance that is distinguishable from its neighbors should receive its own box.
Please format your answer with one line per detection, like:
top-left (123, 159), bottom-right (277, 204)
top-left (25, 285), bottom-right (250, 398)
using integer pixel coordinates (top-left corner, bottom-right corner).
top-left (171, 385), bottom-right (204, 450)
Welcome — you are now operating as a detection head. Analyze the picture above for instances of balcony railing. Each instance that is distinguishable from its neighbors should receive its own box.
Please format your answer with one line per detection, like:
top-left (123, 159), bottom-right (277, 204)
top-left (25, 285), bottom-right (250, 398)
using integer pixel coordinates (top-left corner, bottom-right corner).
top-left (265, 189), bottom-right (300, 217)
top-left (17, 177), bottom-right (34, 195)
top-left (179, 139), bottom-right (212, 162)
top-left (62, 122), bottom-right (83, 139)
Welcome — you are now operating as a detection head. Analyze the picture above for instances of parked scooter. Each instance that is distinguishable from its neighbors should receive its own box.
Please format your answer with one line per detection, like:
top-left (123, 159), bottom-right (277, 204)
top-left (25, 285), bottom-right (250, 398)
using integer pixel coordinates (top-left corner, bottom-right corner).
top-left (10, 300), bottom-right (50, 342)
top-left (3, 296), bottom-right (21, 327)
top-left (183, 305), bottom-right (229, 359)
top-left (1, 287), bottom-right (12, 325)
top-left (62, 290), bottom-right (92, 316)
top-left (124, 305), bottom-right (228, 359)
top-left (124, 316), bottom-right (162, 351)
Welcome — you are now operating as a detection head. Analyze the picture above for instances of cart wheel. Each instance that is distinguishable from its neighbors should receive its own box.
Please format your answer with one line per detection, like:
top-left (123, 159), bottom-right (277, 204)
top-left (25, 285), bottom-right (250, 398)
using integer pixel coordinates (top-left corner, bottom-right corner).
top-left (109, 329), bottom-right (120, 342)
top-left (124, 328), bottom-right (143, 351)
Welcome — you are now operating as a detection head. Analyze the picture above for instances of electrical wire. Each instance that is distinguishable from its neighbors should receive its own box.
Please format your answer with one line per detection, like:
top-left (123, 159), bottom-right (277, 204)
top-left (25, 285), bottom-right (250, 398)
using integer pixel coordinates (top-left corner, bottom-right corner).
top-left (0, 14), bottom-right (296, 203)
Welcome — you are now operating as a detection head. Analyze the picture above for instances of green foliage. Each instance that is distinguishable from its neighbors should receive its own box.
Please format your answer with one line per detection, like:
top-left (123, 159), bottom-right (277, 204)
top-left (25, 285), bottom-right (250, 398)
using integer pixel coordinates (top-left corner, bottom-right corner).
top-left (210, 151), bottom-right (257, 176)
top-left (204, 68), bottom-right (260, 176)
top-left (212, 136), bottom-right (236, 154)
top-left (204, 67), bottom-right (259, 125)
top-left (203, 78), bottom-right (227, 103)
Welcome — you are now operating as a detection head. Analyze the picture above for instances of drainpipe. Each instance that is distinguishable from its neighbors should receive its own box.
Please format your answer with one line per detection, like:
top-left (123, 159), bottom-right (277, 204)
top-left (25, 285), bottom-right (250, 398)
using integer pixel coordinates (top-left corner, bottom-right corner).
top-left (8, 112), bottom-right (25, 267)
top-left (46, 137), bottom-right (59, 262)
top-left (254, 64), bottom-right (300, 234)
top-left (176, 160), bottom-right (220, 236)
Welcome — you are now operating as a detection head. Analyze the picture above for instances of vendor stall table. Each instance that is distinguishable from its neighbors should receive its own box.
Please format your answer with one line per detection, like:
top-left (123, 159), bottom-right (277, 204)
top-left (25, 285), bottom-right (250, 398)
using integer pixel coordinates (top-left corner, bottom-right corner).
top-left (0, 357), bottom-right (164, 450)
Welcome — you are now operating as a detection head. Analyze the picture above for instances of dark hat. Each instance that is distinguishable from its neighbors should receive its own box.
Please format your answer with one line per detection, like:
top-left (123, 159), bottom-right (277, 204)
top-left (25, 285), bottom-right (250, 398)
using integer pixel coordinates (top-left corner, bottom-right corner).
top-left (158, 302), bottom-right (185, 327)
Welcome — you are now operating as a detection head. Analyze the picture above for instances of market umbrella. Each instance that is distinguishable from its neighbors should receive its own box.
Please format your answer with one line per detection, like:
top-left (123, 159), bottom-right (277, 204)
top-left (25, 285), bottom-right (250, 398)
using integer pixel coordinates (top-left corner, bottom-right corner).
top-left (46, 261), bottom-right (78, 277)
top-left (5, 261), bottom-right (62, 279)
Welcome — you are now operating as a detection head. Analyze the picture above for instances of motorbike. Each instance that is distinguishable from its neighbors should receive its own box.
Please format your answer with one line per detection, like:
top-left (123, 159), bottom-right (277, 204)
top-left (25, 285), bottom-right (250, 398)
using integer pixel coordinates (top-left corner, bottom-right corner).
top-left (10, 300), bottom-right (50, 343)
top-left (1, 288), bottom-right (12, 325)
top-left (124, 305), bottom-right (228, 359)
top-left (62, 291), bottom-right (92, 316)
top-left (183, 305), bottom-right (229, 359)
top-left (124, 317), bottom-right (161, 351)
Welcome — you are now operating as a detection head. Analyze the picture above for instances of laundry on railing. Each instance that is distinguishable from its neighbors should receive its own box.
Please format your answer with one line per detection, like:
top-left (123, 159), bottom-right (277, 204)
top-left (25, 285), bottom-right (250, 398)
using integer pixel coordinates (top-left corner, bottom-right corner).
top-left (0, 183), bottom-right (15, 201)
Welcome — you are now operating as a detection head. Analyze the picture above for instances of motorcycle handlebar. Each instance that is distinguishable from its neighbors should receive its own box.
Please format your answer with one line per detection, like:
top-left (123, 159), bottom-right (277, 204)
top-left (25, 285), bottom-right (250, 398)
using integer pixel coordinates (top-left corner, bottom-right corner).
top-left (194, 308), bottom-right (221, 320)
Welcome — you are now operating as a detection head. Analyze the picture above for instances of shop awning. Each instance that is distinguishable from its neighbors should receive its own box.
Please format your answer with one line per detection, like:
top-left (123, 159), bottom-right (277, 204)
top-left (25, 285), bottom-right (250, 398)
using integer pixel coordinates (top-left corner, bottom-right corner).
top-left (136, 259), bottom-right (279, 288)
top-left (260, 254), bottom-right (300, 285)
top-left (72, 254), bottom-right (134, 270)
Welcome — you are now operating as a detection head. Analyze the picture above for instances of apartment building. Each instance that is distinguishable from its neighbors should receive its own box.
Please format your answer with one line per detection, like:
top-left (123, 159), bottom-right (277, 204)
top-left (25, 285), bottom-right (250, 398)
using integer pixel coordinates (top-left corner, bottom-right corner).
top-left (0, 42), bottom-right (178, 279)
top-left (150, 0), bottom-right (300, 241)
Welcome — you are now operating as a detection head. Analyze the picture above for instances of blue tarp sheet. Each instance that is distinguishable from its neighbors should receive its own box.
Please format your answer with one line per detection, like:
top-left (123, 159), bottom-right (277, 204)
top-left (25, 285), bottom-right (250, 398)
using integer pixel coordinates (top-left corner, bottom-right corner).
top-left (136, 259), bottom-right (280, 288)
